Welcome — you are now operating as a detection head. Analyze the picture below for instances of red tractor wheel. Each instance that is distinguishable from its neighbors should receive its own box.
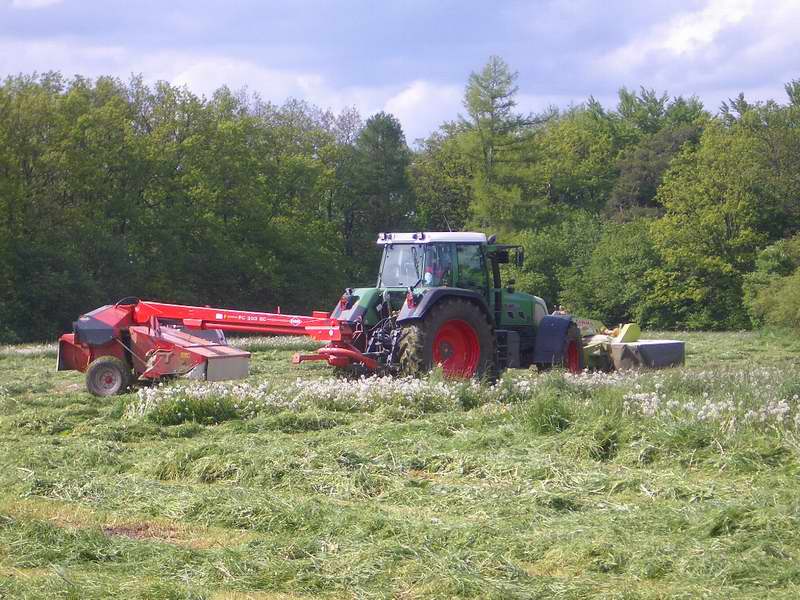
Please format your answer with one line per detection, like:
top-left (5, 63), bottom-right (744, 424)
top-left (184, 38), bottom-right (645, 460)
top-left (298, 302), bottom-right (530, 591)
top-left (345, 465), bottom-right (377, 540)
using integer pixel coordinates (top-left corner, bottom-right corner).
top-left (431, 319), bottom-right (480, 377)
top-left (399, 298), bottom-right (495, 379)
top-left (86, 356), bottom-right (131, 397)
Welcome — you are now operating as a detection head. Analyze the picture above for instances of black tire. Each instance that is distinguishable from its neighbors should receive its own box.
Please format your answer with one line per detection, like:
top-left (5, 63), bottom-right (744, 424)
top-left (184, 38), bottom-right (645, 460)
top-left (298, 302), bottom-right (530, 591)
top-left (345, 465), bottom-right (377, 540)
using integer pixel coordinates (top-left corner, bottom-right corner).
top-left (398, 297), bottom-right (496, 380)
top-left (86, 356), bottom-right (131, 397)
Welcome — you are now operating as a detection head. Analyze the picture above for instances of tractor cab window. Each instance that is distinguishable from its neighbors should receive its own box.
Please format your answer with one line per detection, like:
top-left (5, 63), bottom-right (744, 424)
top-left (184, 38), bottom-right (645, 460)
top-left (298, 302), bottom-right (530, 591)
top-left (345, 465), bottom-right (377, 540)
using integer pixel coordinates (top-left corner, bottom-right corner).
top-left (456, 244), bottom-right (487, 292)
top-left (378, 244), bottom-right (424, 287)
top-left (378, 243), bottom-right (455, 288)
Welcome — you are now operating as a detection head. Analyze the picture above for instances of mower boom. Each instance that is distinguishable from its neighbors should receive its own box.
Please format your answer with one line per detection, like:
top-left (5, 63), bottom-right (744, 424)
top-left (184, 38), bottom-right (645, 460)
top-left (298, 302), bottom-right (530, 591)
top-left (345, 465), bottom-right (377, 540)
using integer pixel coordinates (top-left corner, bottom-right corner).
top-left (57, 298), bottom-right (375, 395)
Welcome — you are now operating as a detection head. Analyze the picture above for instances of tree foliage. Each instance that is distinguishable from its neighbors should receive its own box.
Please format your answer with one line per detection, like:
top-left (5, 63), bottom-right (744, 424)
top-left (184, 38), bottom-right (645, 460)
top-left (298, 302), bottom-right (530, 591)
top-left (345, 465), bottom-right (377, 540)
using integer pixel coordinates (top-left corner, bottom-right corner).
top-left (1, 60), bottom-right (799, 341)
top-left (744, 236), bottom-right (800, 329)
top-left (559, 219), bottom-right (660, 326)
top-left (0, 75), bottom-right (401, 340)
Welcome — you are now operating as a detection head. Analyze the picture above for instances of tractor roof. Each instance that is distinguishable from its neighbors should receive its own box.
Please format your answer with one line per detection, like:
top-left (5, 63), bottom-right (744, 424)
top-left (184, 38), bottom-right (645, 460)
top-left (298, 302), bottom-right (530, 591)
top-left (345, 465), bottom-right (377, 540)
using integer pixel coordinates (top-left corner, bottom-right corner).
top-left (377, 232), bottom-right (487, 244)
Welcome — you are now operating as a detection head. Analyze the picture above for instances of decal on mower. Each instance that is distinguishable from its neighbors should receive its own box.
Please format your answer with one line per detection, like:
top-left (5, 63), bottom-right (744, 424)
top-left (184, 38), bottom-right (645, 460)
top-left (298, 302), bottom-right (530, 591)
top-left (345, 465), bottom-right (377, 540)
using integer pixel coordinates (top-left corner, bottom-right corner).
top-left (290, 317), bottom-right (302, 327)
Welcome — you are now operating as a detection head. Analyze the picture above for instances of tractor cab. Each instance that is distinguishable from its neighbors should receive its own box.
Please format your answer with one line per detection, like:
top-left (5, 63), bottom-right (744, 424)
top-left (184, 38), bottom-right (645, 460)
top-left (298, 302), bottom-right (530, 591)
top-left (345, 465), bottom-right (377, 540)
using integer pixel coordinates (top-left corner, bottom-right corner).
top-left (373, 231), bottom-right (548, 329)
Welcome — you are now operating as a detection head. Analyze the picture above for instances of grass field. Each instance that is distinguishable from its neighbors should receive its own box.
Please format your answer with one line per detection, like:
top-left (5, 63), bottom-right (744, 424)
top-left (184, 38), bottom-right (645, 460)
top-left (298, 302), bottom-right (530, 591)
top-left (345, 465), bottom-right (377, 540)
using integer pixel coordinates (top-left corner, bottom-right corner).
top-left (1, 330), bottom-right (800, 599)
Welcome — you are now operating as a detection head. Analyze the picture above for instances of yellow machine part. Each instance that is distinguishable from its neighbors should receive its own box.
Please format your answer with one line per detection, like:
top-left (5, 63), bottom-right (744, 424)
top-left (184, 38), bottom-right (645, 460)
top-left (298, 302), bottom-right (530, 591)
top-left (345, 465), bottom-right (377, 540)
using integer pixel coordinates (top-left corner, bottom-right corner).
top-left (614, 323), bottom-right (641, 343)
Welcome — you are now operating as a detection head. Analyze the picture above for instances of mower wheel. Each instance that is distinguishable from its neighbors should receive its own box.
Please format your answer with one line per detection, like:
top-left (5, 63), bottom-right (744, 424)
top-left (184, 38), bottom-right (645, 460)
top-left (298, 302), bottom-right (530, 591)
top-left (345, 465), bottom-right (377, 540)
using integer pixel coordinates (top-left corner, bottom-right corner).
top-left (86, 356), bottom-right (131, 397)
top-left (399, 297), bottom-right (496, 379)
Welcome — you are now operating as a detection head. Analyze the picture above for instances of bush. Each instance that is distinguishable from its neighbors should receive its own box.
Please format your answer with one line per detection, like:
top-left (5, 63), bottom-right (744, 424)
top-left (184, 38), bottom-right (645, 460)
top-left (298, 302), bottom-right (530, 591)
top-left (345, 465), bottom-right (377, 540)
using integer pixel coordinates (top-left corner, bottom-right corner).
top-left (747, 268), bottom-right (800, 329)
top-left (559, 218), bottom-right (660, 325)
top-left (744, 235), bottom-right (800, 328)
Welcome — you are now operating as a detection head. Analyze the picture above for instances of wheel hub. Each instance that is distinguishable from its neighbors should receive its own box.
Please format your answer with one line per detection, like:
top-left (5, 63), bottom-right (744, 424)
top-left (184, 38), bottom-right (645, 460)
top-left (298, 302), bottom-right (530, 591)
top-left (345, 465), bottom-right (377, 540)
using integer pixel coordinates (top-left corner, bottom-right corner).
top-left (99, 369), bottom-right (119, 391)
top-left (432, 319), bottom-right (480, 377)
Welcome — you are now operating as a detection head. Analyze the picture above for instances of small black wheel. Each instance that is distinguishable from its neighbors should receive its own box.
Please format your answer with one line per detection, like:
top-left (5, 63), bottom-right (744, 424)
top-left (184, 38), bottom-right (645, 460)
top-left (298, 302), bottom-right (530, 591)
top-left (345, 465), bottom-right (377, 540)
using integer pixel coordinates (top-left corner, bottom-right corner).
top-left (86, 356), bottom-right (131, 397)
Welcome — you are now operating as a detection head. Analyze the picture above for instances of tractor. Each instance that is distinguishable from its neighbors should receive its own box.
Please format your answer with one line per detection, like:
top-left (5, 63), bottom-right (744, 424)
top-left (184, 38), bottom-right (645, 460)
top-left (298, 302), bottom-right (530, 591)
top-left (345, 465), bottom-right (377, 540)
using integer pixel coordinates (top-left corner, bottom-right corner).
top-left (58, 231), bottom-right (683, 395)
top-left (293, 231), bottom-right (583, 377)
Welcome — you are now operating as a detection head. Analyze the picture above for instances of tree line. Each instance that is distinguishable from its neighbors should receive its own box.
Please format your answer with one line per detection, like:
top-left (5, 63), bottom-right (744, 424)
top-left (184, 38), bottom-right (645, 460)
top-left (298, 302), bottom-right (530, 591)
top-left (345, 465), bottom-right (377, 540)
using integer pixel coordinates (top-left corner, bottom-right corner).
top-left (1, 58), bottom-right (798, 341)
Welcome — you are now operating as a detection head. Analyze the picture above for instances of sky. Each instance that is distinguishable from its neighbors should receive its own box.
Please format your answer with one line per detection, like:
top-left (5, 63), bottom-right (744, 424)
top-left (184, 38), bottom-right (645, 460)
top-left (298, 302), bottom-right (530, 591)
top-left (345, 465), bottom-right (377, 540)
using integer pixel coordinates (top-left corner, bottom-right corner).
top-left (1, 0), bottom-right (798, 142)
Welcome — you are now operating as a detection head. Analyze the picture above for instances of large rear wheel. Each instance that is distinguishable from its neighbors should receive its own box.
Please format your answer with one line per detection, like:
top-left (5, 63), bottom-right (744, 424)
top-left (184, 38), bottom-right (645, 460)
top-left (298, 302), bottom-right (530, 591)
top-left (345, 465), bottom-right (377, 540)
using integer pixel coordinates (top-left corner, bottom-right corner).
top-left (398, 298), bottom-right (495, 379)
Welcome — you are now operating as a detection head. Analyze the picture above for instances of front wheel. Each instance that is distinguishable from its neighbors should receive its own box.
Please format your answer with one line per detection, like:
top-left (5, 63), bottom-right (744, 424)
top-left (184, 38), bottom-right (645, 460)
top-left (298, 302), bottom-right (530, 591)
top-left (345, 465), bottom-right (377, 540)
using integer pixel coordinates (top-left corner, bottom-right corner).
top-left (86, 356), bottom-right (131, 397)
top-left (398, 298), bottom-right (496, 379)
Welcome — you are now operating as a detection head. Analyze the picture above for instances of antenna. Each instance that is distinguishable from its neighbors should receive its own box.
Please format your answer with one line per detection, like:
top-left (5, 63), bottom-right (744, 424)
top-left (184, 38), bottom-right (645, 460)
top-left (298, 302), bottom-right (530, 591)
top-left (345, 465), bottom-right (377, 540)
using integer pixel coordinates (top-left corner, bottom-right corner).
top-left (442, 213), bottom-right (452, 232)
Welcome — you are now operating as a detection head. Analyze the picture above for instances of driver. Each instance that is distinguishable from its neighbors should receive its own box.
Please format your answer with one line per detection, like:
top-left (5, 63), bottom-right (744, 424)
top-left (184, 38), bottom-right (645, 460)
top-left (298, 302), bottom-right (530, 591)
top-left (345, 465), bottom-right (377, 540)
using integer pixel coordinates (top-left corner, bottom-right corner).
top-left (423, 245), bottom-right (452, 286)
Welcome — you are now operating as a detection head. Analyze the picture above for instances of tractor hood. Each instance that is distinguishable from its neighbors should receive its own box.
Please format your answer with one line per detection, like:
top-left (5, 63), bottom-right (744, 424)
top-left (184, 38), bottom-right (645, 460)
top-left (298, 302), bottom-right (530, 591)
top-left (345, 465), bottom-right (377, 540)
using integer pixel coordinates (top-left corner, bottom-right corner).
top-left (329, 287), bottom-right (386, 326)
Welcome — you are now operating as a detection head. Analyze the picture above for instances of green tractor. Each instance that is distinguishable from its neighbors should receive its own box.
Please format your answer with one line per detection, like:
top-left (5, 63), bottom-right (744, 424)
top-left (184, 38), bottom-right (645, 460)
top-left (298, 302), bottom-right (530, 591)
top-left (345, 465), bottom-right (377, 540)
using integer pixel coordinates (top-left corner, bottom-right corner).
top-left (295, 231), bottom-right (584, 377)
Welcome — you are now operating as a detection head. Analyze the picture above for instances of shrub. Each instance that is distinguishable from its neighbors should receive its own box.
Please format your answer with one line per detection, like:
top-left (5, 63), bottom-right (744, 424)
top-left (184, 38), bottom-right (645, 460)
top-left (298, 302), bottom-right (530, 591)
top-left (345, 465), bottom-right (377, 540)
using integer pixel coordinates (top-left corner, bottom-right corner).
top-left (746, 268), bottom-right (800, 329)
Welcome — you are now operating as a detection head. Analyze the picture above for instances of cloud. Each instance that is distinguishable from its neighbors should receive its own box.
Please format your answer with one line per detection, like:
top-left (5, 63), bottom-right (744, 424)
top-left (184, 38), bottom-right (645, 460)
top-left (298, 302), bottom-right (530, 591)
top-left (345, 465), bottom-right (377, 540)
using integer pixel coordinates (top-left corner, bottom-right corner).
top-left (590, 0), bottom-right (799, 108)
top-left (10, 0), bottom-right (62, 9)
top-left (383, 80), bottom-right (462, 143)
top-left (0, 37), bottom-right (127, 75)
top-left (168, 58), bottom-right (464, 141)
top-left (161, 54), bottom-right (395, 118)
top-left (0, 36), bottom-right (441, 139)
top-left (1, 0), bottom-right (798, 140)
top-left (600, 0), bottom-right (755, 73)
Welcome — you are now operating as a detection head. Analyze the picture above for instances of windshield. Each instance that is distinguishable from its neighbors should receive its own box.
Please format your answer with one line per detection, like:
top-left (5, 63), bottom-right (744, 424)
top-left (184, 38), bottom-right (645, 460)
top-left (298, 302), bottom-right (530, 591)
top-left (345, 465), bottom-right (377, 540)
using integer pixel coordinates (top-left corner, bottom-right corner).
top-left (378, 244), bottom-right (423, 287)
top-left (378, 243), bottom-right (454, 288)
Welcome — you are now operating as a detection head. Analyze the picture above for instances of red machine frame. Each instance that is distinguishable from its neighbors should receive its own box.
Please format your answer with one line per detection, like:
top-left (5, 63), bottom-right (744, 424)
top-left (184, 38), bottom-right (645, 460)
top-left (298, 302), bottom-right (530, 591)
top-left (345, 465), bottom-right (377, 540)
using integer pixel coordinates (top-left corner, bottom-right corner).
top-left (57, 299), bottom-right (375, 385)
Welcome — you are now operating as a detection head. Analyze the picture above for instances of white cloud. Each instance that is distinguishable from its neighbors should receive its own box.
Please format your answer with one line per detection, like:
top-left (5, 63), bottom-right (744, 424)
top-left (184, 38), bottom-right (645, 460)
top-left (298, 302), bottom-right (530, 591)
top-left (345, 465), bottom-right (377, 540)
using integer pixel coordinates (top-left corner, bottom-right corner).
top-left (658, 0), bottom-right (753, 55)
top-left (383, 80), bottom-right (462, 142)
top-left (170, 59), bottom-right (464, 141)
top-left (0, 37), bottom-right (127, 75)
top-left (600, 0), bottom-right (756, 72)
top-left (168, 57), bottom-right (319, 100)
top-left (2, 0), bottom-right (798, 142)
top-left (10, 0), bottom-right (63, 9)
top-left (160, 54), bottom-right (395, 119)
top-left (591, 0), bottom-right (800, 106)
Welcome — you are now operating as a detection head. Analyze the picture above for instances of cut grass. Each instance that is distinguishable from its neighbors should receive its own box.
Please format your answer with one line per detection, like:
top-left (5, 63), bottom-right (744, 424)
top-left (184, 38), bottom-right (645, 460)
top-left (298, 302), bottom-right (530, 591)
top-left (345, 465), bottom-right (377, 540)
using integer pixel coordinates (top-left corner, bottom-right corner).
top-left (1, 329), bottom-right (800, 598)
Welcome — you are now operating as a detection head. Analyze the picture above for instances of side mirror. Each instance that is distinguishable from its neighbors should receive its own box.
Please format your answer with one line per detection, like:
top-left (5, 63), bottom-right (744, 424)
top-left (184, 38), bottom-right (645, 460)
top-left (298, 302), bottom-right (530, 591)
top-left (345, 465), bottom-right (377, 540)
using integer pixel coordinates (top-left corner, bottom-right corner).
top-left (515, 249), bottom-right (525, 267)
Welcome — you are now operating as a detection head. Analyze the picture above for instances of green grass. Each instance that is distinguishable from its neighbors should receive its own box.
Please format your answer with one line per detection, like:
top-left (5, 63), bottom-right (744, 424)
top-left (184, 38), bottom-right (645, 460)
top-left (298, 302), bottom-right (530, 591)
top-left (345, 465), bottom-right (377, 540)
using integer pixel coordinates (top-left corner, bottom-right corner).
top-left (1, 331), bottom-right (800, 599)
